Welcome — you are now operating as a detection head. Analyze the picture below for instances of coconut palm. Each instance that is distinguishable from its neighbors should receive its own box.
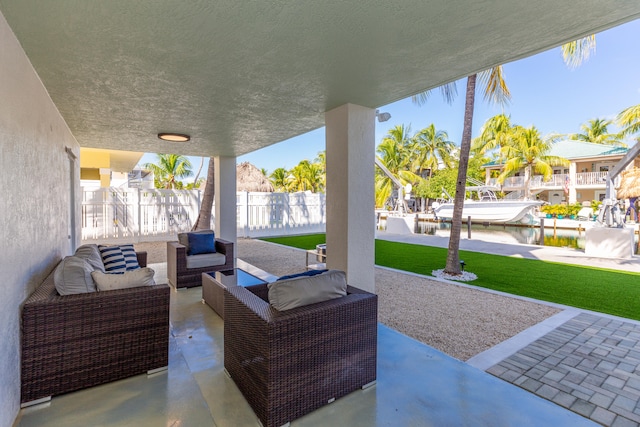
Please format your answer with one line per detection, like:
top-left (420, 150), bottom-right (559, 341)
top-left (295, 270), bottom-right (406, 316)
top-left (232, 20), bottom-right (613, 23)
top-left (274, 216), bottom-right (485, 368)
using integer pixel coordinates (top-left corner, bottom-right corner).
top-left (617, 104), bottom-right (640, 139)
top-left (270, 168), bottom-right (289, 191)
top-left (498, 126), bottom-right (569, 199)
top-left (286, 160), bottom-right (324, 192)
top-left (192, 157), bottom-right (215, 230)
top-left (375, 125), bottom-right (422, 208)
top-left (416, 36), bottom-right (595, 275)
top-left (572, 118), bottom-right (625, 146)
top-left (144, 154), bottom-right (193, 189)
top-left (472, 113), bottom-right (514, 157)
top-left (411, 124), bottom-right (455, 178)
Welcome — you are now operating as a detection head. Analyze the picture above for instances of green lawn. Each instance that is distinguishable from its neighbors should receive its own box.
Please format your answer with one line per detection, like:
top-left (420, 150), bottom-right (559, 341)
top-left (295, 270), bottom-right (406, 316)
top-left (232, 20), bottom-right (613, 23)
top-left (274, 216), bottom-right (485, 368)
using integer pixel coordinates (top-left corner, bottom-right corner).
top-left (261, 233), bottom-right (640, 321)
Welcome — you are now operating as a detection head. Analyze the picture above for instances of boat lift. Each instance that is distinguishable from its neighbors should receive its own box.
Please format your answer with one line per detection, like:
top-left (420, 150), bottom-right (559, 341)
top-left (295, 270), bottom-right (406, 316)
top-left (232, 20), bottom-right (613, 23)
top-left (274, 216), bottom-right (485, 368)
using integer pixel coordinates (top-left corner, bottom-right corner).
top-left (599, 142), bottom-right (640, 227)
top-left (375, 157), bottom-right (411, 214)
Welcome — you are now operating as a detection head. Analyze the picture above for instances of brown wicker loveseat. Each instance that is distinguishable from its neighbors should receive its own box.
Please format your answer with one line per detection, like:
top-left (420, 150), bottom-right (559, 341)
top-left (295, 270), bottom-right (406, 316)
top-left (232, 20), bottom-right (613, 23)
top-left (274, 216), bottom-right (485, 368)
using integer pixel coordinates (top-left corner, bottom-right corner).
top-left (224, 282), bottom-right (378, 427)
top-left (21, 252), bottom-right (170, 406)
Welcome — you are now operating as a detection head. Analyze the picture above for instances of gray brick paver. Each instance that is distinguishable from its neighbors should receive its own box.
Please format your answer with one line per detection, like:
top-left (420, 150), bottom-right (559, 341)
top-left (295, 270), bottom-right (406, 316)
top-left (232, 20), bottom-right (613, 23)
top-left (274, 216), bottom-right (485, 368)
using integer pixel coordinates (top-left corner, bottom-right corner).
top-left (592, 407), bottom-right (617, 426)
top-left (611, 415), bottom-right (638, 427)
top-left (606, 376), bottom-right (628, 389)
top-left (591, 392), bottom-right (615, 409)
top-left (613, 395), bottom-right (639, 413)
top-left (570, 398), bottom-right (597, 418)
top-left (552, 390), bottom-right (578, 408)
top-left (486, 314), bottom-right (640, 427)
top-left (536, 384), bottom-right (559, 400)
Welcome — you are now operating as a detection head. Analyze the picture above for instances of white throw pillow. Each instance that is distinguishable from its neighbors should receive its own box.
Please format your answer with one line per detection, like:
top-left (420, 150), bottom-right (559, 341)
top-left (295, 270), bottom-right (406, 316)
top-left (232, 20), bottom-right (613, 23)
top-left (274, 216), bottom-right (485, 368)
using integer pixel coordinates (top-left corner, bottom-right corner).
top-left (91, 268), bottom-right (156, 291)
top-left (267, 270), bottom-right (347, 311)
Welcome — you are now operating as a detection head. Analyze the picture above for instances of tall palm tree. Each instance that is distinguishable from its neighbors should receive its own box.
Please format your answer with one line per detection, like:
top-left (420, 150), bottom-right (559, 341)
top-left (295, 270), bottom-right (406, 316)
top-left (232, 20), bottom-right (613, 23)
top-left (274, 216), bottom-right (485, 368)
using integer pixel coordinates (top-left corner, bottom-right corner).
top-left (193, 157), bottom-right (215, 230)
top-left (498, 126), bottom-right (569, 199)
top-left (375, 125), bottom-right (421, 208)
top-left (572, 118), bottom-right (625, 146)
top-left (144, 154), bottom-right (193, 189)
top-left (411, 124), bottom-right (455, 178)
top-left (417, 36), bottom-right (595, 275)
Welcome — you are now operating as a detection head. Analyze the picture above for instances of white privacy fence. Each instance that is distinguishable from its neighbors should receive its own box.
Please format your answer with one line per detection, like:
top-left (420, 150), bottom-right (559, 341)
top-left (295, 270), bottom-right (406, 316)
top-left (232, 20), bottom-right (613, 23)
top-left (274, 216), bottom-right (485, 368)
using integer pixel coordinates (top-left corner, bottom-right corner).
top-left (81, 188), bottom-right (326, 243)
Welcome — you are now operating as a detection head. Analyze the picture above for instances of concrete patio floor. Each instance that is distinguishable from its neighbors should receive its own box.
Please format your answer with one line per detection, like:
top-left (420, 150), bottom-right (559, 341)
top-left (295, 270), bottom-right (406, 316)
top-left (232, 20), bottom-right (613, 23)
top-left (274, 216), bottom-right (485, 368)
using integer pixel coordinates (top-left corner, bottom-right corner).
top-left (16, 271), bottom-right (597, 427)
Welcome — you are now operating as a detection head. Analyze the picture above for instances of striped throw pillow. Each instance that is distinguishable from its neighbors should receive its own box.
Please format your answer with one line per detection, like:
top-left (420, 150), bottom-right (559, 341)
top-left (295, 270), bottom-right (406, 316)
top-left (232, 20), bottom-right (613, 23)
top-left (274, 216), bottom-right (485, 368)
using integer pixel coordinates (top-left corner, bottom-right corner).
top-left (99, 244), bottom-right (140, 273)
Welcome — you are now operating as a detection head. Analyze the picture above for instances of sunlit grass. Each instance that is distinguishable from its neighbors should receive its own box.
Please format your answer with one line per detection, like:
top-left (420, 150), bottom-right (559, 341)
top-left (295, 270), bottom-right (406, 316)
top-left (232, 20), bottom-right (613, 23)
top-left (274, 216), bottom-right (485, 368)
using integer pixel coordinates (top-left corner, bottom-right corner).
top-left (261, 233), bottom-right (640, 320)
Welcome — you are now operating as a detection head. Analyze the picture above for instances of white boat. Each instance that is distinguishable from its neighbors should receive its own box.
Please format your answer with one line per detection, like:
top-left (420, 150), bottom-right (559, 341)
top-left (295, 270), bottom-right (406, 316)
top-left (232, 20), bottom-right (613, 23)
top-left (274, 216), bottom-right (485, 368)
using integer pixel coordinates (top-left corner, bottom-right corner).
top-left (431, 185), bottom-right (543, 223)
top-left (432, 199), bottom-right (543, 223)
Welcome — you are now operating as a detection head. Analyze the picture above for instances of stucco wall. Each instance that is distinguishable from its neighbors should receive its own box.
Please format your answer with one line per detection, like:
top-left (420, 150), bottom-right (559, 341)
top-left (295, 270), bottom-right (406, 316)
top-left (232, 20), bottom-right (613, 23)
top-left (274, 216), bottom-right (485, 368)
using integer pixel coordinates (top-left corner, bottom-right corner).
top-left (0, 12), bottom-right (79, 427)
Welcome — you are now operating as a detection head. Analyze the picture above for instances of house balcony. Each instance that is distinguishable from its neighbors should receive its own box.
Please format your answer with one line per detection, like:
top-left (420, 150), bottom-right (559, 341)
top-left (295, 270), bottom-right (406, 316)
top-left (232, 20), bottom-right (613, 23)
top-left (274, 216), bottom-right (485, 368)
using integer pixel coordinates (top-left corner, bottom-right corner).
top-left (488, 172), bottom-right (608, 191)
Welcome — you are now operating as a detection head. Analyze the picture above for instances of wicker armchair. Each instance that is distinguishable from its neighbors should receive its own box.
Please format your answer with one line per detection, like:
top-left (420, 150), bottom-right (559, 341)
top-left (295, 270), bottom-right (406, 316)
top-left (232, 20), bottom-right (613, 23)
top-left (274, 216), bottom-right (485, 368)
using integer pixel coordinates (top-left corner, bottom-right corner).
top-left (167, 239), bottom-right (234, 288)
top-left (224, 283), bottom-right (378, 427)
top-left (21, 252), bottom-right (170, 406)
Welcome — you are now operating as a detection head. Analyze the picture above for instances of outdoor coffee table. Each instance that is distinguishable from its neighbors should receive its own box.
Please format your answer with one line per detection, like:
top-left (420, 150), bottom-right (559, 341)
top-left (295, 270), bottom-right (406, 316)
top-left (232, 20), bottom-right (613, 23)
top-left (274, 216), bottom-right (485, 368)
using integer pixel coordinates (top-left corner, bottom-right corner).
top-left (202, 268), bottom-right (267, 319)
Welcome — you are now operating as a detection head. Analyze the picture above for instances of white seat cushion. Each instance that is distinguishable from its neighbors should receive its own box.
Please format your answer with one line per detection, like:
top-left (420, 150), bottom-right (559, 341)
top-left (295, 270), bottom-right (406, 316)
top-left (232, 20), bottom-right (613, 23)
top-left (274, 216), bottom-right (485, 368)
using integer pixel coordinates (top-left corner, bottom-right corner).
top-left (186, 252), bottom-right (227, 269)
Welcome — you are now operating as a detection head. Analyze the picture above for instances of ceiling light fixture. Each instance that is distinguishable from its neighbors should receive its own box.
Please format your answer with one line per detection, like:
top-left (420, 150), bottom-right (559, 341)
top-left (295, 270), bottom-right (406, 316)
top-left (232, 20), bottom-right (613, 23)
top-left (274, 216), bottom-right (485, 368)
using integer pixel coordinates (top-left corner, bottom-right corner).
top-left (376, 109), bottom-right (391, 122)
top-left (158, 133), bottom-right (191, 142)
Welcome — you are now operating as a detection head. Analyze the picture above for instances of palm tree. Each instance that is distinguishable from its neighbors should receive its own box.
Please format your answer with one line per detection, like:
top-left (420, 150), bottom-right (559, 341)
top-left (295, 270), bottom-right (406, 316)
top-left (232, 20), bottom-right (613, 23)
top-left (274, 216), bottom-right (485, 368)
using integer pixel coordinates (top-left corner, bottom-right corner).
top-left (411, 124), bottom-right (455, 178)
top-left (472, 113), bottom-right (514, 158)
top-left (193, 157), bottom-right (215, 230)
top-left (375, 125), bottom-right (421, 209)
top-left (270, 168), bottom-right (289, 191)
top-left (417, 36), bottom-right (595, 275)
top-left (572, 118), bottom-right (625, 146)
top-left (617, 104), bottom-right (640, 139)
top-left (144, 154), bottom-right (193, 189)
top-left (286, 160), bottom-right (324, 192)
top-left (498, 126), bottom-right (569, 199)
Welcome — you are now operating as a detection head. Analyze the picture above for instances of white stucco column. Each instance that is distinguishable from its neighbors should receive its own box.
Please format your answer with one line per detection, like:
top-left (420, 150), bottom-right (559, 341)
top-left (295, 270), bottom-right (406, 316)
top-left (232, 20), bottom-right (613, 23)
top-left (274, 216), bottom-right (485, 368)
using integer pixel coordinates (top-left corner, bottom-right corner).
top-left (214, 156), bottom-right (237, 249)
top-left (325, 104), bottom-right (376, 293)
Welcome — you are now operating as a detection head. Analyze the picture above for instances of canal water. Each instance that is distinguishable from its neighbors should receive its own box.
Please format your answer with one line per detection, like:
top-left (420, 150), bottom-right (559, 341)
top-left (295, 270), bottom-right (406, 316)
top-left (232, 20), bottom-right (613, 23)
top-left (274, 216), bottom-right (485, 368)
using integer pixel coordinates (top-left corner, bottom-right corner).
top-left (415, 221), bottom-right (639, 251)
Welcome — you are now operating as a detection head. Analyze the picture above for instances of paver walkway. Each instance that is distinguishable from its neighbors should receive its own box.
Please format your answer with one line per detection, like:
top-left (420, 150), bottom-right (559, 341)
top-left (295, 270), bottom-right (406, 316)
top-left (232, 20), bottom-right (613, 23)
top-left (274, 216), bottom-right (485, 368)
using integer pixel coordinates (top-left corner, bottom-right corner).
top-left (487, 312), bottom-right (640, 427)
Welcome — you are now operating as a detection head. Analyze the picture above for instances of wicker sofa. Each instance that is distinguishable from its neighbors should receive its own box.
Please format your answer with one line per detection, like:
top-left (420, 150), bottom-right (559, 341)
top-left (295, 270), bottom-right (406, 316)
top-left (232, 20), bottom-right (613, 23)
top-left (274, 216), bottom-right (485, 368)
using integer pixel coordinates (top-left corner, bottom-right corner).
top-left (21, 251), bottom-right (171, 406)
top-left (167, 237), bottom-right (234, 288)
top-left (224, 282), bottom-right (378, 427)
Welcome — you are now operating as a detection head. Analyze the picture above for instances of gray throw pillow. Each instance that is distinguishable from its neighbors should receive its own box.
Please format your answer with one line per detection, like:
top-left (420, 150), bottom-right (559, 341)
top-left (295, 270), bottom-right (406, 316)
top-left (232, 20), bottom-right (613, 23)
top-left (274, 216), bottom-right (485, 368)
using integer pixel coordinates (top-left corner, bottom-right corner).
top-left (91, 267), bottom-right (156, 291)
top-left (74, 244), bottom-right (105, 273)
top-left (267, 270), bottom-right (347, 311)
top-left (54, 256), bottom-right (97, 295)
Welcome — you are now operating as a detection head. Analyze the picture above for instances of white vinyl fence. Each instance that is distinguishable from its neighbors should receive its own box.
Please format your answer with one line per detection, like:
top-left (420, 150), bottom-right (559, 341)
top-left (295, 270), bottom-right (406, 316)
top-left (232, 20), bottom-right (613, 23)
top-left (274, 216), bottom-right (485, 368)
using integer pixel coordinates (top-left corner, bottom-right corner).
top-left (81, 188), bottom-right (326, 244)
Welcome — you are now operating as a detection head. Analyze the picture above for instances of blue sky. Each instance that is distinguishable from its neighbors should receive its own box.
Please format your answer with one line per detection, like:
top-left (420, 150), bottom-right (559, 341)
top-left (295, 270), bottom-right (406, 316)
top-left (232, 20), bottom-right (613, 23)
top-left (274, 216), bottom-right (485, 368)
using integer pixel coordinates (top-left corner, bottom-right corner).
top-left (139, 18), bottom-right (640, 178)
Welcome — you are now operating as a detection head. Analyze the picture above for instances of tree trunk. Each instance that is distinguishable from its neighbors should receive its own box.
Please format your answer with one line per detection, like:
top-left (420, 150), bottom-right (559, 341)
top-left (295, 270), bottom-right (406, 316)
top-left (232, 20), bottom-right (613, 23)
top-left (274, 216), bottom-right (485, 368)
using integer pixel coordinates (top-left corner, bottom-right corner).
top-left (192, 157), bottom-right (216, 231)
top-left (444, 74), bottom-right (476, 275)
top-left (192, 157), bottom-right (205, 187)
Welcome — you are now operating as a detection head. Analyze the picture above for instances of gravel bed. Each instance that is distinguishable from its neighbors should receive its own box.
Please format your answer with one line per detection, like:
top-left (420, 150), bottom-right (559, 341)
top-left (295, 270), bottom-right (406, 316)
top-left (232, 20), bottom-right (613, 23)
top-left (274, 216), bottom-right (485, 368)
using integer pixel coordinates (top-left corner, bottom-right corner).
top-left (135, 238), bottom-right (560, 361)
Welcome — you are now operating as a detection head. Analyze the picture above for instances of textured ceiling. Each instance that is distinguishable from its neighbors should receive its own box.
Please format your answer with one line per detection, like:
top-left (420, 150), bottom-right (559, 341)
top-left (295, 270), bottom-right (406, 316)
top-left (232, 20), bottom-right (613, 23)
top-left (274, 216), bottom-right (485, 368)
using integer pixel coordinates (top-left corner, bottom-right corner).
top-left (1, 1), bottom-right (639, 158)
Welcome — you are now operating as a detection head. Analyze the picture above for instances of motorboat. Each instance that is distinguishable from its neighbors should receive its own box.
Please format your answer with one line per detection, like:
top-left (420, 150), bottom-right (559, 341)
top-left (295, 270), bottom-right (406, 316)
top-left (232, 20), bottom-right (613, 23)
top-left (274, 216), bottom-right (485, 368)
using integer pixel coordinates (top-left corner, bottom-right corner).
top-left (431, 185), bottom-right (543, 223)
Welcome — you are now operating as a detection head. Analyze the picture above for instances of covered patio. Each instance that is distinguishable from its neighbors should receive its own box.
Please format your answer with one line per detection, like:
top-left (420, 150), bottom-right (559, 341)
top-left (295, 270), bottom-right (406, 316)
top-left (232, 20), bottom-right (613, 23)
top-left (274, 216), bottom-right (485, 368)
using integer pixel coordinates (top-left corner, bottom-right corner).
top-left (3, 1), bottom-right (640, 426)
top-left (15, 265), bottom-right (595, 427)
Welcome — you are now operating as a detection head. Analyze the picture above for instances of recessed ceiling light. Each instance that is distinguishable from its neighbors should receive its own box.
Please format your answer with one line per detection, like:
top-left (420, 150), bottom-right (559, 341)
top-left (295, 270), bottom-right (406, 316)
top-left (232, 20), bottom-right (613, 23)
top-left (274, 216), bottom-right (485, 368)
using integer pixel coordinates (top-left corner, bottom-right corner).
top-left (158, 133), bottom-right (190, 142)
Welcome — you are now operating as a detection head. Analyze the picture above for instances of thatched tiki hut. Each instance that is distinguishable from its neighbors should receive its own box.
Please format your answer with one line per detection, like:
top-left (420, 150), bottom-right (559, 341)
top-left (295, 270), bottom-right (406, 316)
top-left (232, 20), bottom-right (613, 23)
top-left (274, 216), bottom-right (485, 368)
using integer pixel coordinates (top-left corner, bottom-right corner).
top-left (236, 162), bottom-right (274, 192)
top-left (618, 168), bottom-right (640, 221)
top-left (617, 168), bottom-right (640, 199)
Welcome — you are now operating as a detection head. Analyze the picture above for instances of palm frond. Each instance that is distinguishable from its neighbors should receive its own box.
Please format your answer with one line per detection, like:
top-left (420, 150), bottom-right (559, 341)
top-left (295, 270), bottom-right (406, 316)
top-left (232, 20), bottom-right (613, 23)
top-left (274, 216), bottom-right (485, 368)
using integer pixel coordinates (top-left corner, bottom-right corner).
top-left (561, 35), bottom-right (596, 69)
top-left (478, 66), bottom-right (511, 106)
